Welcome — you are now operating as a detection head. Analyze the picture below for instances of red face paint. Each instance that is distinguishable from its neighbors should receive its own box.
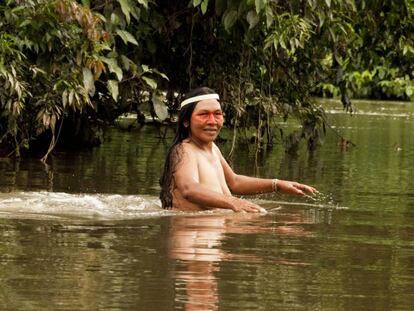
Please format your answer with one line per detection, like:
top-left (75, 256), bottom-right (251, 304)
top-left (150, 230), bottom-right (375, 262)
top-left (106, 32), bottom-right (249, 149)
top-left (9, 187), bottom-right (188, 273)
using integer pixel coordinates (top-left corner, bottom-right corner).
top-left (192, 111), bottom-right (224, 123)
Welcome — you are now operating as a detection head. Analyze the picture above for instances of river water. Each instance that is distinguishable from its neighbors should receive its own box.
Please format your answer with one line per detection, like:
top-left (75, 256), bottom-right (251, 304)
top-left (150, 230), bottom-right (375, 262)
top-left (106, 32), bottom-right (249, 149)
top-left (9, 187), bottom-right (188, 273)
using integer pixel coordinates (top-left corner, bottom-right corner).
top-left (0, 100), bottom-right (413, 310)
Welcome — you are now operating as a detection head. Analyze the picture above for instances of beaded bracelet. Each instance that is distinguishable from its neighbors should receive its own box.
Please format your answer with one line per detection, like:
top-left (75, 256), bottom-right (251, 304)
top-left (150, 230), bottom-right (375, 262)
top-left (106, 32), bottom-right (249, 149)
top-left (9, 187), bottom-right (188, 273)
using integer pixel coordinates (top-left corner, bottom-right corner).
top-left (272, 179), bottom-right (279, 192)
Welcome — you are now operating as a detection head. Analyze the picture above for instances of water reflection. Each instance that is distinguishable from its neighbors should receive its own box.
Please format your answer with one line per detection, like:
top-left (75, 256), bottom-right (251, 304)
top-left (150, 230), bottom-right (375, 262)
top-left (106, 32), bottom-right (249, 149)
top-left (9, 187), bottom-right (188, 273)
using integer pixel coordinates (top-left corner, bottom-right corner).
top-left (169, 216), bottom-right (223, 311)
top-left (168, 207), bottom-right (320, 310)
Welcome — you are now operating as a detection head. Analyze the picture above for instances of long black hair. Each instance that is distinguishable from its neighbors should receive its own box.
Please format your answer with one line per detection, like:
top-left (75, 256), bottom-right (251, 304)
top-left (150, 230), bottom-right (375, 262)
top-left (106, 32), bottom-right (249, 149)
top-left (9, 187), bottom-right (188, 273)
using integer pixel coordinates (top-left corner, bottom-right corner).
top-left (159, 86), bottom-right (217, 209)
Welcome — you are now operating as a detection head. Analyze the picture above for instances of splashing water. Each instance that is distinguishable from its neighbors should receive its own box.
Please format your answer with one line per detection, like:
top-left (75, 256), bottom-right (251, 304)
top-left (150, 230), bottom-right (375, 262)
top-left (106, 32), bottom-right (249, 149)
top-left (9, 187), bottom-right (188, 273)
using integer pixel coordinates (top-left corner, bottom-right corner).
top-left (0, 191), bottom-right (167, 220)
top-left (302, 190), bottom-right (345, 209)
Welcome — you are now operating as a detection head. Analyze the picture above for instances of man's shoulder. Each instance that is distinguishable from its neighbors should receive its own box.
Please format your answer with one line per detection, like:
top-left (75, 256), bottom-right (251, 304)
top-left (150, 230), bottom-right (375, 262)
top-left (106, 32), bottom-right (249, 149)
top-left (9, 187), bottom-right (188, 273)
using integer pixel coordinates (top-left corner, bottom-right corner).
top-left (180, 140), bottom-right (194, 151)
top-left (212, 143), bottom-right (223, 156)
top-left (179, 140), bottom-right (202, 158)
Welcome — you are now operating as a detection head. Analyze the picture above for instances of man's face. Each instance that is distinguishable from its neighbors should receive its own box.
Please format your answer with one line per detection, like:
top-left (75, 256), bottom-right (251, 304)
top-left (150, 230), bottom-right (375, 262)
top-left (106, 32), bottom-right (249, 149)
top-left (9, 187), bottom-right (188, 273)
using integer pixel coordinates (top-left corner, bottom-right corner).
top-left (189, 99), bottom-right (224, 142)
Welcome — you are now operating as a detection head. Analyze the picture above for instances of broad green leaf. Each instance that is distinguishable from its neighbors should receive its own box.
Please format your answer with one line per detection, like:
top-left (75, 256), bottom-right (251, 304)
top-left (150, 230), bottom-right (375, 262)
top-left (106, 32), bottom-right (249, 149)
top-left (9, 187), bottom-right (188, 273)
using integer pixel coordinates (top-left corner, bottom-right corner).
top-left (347, 0), bottom-right (357, 11)
top-left (138, 0), bottom-right (148, 9)
top-left (255, 0), bottom-right (264, 14)
top-left (246, 10), bottom-right (259, 29)
top-left (101, 57), bottom-right (123, 81)
top-left (193, 0), bottom-right (202, 6)
top-left (111, 13), bottom-right (121, 25)
top-left (120, 55), bottom-right (132, 71)
top-left (329, 28), bottom-right (336, 43)
top-left (108, 80), bottom-right (119, 101)
top-left (325, 0), bottom-right (331, 8)
top-left (68, 90), bottom-right (74, 106)
top-left (62, 90), bottom-right (68, 108)
top-left (118, 0), bottom-right (131, 24)
top-left (152, 68), bottom-right (169, 81)
top-left (142, 76), bottom-right (157, 89)
top-left (152, 92), bottom-right (168, 121)
top-left (19, 20), bottom-right (31, 28)
top-left (265, 5), bottom-right (273, 28)
top-left (223, 10), bottom-right (238, 32)
top-left (201, 0), bottom-right (208, 14)
top-left (318, 11), bottom-right (325, 28)
top-left (141, 64), bottom-right (151, 73)
top-left (82, 67), bottom-right (95, 97)
top-left (116, 29), bottom-right (139, 46)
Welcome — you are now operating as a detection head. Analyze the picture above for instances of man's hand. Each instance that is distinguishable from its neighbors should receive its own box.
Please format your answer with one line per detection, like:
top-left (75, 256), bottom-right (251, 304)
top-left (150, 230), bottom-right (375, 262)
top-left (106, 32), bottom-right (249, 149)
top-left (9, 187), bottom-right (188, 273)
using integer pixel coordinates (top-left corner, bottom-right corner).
top-left (277, 180), bottom-right (316, 196)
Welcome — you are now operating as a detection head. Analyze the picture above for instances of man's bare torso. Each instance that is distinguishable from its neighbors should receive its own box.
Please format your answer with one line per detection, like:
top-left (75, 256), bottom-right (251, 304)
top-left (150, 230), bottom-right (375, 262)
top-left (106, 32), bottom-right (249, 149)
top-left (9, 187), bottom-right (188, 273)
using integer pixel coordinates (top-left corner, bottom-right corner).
top-left (172, 140), bottom-right (231, 211)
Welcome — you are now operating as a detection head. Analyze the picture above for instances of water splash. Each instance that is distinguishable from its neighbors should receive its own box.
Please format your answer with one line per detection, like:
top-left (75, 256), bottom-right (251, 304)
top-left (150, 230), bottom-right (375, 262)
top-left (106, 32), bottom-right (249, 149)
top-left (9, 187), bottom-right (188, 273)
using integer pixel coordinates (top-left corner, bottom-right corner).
top-left (0, 191), bottom-right (166, 220)
top-left (304, 190), bottom-right (335, 204)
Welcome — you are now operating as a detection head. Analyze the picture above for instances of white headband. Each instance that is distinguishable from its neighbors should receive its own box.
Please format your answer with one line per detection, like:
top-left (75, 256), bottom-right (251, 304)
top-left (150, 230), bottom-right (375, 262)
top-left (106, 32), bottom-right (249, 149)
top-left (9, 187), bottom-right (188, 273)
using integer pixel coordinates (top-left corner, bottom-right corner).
top-left (180, 93), bottom-right (220, 109)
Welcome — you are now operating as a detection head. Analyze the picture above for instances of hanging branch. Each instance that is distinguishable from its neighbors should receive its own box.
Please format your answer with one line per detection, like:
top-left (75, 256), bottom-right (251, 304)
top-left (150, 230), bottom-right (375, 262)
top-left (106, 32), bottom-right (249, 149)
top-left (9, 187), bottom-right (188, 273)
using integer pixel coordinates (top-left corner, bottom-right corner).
top-left (40, 116), bottom-right (64, 163)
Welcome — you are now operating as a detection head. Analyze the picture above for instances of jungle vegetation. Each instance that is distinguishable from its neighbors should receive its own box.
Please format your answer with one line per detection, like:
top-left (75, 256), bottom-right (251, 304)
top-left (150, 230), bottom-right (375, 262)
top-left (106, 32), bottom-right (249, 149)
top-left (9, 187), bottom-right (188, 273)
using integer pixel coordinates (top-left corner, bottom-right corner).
top-left (1, 0), bottom-right (413, 160)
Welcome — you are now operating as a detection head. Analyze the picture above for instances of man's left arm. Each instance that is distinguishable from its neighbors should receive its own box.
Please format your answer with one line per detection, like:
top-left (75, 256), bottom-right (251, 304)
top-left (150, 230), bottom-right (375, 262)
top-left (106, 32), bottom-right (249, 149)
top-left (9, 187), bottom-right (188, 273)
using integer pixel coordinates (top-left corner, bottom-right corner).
top-left (219, 150), bottom-right (316, 196)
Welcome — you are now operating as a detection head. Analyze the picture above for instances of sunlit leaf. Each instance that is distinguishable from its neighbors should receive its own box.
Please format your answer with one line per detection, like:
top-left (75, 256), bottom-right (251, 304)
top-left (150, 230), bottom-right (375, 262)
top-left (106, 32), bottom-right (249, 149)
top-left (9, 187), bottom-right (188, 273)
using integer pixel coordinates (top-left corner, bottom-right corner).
top-left (82, 67), bottom-right (95, 96)
top-left (255, 0), bottom-right (265, 14)
top-left (108, 80), bottom-right (119, 101)
top-left (101, 57), bottom-right (123, 81)
top-left (193, 0), bottom-right (202, 6)
top-left (201, 0), bottom-right (208, 14)
top-left (118, 0), bottom-right (132, 24)
top-left (223, 10), bottom-right (238, 32)
top-left (246, 10), bottom-right (259, 29)
top-left (116, 29), bottom-right (138, 46)
top-left (142, 76), bottom-right (157, 89)
top-left (138, 0), bottom-right (148, 9)
top-left (152, 92), bottom-right (168, 121)
top-left (62, 90), bottom-right (68, 108)
top-left (265, 5), bottom-right (274, 28)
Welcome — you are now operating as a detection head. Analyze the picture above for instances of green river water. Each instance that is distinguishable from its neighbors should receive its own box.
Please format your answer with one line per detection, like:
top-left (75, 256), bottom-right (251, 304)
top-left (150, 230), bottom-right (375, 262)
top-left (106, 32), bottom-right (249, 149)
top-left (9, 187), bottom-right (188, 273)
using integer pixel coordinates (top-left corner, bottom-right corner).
top-left (0, 99), bottom-right (413, 310)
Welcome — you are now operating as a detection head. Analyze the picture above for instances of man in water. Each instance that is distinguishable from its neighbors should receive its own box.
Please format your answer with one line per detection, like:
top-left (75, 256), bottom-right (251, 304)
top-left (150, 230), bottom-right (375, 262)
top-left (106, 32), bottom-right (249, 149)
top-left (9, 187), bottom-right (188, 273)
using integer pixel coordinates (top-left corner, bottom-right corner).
top-left (160, 87), bottom-right (316, 212)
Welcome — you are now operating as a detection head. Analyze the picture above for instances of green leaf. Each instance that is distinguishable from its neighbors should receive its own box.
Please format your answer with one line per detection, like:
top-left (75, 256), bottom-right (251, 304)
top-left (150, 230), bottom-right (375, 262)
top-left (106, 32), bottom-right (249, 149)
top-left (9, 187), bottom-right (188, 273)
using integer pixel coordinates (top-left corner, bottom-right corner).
top-left (325, 0), bottom-right (331, 8)
top-left (201, 0), bottom-right (209, 14)
top-left (329, 28), bottom-right (336, 43)
top-left (223, 10), bottom-right (238, 32)
top-left (111, 12), bottom-right (121, 25)
top-left (138, 0), bottom-right (148, 9)
top-left (118, 0), bottom-right (132, 24)
top-left (116, 29), bottom-right (139, 46)
top-left (141, 64), bottom-right (151, 73)
top-left (62, 90), bottom-right (68, 108)
top-left (246, 10), bottom-right (259, 29)
top-left (101, 57), bottom-right (123, 81)
top-left (255, 0), bottom-right (264, 14)
top-left (108, 80), bottom-right (119, 101)
top-left (152, 92), bottom-right (168, 121)
top-left (120, 55), bottom-right (132, 71)
top-left (142, 76), bottom-right (157, 89)
top-left (265, 5), bottom-right (273, 28)
top-left (193, 0), bottom-right (202, 6)
top-left (68, 90), bottom-right (74, 106)
top-left (82, 67), bottom-right (95, 97)
top-left (347, 0), bottom-right (357, 11)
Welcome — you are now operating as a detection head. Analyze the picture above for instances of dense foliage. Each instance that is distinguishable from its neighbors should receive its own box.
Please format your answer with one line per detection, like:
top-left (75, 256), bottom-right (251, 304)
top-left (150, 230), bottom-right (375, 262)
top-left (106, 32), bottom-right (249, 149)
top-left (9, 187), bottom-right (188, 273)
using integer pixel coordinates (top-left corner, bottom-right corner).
top-left (1, 0), bottom-right (413, 159)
